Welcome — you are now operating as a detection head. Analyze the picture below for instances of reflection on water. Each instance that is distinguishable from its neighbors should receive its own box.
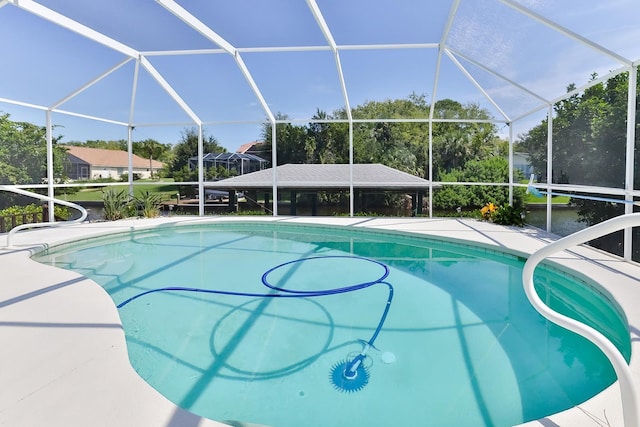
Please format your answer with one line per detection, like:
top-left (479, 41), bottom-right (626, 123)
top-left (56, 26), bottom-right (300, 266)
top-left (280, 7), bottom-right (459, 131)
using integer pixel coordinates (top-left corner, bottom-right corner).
top-left (525, 206), bottom-right (586, 237)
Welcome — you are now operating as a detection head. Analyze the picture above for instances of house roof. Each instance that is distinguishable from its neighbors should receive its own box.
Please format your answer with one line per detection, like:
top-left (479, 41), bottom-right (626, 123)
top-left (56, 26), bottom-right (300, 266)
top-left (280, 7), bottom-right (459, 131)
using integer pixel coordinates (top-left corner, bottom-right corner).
top-left (204, 163), bottom-right (433, 191)
top-left (65, 146), bottom-right (163, 169)
top-left (236, 141), bottom-right (263, 154)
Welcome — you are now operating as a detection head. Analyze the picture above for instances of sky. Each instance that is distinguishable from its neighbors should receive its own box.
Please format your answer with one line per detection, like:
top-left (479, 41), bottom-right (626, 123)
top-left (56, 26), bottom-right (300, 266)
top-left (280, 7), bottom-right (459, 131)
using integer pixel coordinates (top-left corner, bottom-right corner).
top-left (1, 0), bottom-right (639, 152)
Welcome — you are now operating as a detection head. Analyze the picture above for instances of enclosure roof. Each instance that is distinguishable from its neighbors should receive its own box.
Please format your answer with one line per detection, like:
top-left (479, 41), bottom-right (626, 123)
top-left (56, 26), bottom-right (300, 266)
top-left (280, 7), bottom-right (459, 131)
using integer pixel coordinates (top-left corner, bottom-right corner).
top-left (205, 163), bottom-right (432, 191)
top-left (193, 152), bottom-right (268, 163)
top-left (1, 1), bottom-right (640, 146)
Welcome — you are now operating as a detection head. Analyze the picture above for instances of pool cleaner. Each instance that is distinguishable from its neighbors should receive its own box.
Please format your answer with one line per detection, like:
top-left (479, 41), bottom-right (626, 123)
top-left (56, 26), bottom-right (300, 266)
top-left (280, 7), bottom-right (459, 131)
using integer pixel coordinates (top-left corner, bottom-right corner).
top-left (329, 345), bottom-right (371, 393)
top-left (329, 282), bottom-right (394, 393)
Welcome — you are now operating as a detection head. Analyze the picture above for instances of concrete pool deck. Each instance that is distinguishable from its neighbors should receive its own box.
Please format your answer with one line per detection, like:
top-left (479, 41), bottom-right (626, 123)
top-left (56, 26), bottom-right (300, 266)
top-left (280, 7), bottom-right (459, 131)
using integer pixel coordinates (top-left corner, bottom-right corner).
top-left (1, 216), bottom-right (639, 427)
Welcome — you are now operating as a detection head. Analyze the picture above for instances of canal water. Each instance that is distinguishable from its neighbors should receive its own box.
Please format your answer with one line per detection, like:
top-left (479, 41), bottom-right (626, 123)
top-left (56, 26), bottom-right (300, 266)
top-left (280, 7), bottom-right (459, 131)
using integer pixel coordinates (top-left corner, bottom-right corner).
top-left (525, 206), bottom-right (586, 237)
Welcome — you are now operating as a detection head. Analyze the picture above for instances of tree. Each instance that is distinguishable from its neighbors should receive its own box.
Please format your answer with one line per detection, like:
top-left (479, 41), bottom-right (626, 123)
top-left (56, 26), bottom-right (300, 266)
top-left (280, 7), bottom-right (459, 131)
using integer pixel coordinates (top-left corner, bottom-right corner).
top-left (431, 99), bottom-right (498, 179)
top-left (67, 139), bottom-right (127, 151)
top-left (0, 113), bottom-right (66, 185)
top-left (350, 94), bottom-right (430, 177)
top-left (0, 113), bottom-right (68, 208)
top-left (307, 109), bottom-right (349, 164)
top-left (261, 113), bottom-right (318, 165)
top-left (169, 127), bottom-right (226, 176)
top-left (133, 138), bottom-right (167, 179)
top-left (519, 73), bottom-right (632, 188)
top-left (433, 156), bottom-right (525, 211)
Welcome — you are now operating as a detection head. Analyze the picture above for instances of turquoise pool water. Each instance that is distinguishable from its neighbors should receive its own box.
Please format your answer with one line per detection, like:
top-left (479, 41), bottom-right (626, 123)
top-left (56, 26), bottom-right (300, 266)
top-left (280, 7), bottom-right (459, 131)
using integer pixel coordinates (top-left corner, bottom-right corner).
top-left (33, 222), bottom-right (631, 427)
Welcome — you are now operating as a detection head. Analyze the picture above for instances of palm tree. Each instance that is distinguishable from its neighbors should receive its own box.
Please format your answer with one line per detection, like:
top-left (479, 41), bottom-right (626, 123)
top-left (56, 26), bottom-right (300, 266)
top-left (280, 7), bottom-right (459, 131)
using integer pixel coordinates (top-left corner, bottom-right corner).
top-left (136, 139), bottom-right (165, 179)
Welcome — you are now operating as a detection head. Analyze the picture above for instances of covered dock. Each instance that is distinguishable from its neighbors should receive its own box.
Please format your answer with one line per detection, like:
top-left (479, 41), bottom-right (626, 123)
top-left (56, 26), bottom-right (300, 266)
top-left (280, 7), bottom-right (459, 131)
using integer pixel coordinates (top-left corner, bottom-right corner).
top-left (203, 163), bottom-right (435, 215)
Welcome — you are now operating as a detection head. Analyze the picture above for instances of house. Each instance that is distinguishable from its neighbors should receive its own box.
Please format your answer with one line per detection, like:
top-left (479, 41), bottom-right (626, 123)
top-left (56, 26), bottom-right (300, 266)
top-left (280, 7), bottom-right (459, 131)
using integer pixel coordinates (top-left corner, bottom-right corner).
top-left (513, 152), bottom-right (533, 178)
top-left (64, 146), bottom-right (164, 180)
top-left (236, 141), bottom-right (259, 154)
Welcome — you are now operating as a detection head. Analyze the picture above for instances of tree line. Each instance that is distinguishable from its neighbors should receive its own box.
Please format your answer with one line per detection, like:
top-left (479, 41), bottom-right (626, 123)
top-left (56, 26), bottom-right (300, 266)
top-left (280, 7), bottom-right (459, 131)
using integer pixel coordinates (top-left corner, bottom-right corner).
top-left (259, 93), bottom-right (515, 211)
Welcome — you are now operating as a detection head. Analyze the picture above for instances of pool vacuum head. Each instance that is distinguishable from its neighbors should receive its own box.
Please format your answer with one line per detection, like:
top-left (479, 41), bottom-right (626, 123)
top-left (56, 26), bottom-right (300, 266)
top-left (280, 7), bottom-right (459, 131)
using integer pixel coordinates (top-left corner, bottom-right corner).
top-left (329, 357), bottom-right (369, 393)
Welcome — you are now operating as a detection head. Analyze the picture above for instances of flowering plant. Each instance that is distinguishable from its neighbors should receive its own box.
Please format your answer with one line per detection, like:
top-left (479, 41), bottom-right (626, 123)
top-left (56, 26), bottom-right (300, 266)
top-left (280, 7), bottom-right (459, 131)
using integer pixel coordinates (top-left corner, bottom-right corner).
top-left (480, 202), bottom-right (525, 226)
top-left (480, 202), bottom-right (497, 220)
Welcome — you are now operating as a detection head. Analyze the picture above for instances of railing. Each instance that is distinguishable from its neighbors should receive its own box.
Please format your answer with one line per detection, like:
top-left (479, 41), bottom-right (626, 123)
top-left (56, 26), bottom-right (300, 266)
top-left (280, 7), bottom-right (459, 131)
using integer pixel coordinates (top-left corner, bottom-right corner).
top-left (0, 211), bottom-right (44, 233)
top-left (522, 212), bottom-right (640, 427)
top-left (0, 185), bottom-right (88, 247)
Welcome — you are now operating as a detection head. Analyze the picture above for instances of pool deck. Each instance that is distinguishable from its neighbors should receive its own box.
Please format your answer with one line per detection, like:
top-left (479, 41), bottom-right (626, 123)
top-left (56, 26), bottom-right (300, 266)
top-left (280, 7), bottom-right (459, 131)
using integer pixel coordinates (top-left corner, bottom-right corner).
top-left (1, 216), bottom-right (639, 427)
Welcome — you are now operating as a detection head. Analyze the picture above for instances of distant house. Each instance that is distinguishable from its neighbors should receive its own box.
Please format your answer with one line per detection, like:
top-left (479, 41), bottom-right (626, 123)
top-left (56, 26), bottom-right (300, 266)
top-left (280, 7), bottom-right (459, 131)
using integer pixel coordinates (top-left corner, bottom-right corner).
top-left (237, 140), bottom-right (268, 158)
top-left (64, 146), bottom-right (164, 180)
top-left (237, 141), bottom-right (258, 154)
top-left (512, 152), bottom-right (533, 178)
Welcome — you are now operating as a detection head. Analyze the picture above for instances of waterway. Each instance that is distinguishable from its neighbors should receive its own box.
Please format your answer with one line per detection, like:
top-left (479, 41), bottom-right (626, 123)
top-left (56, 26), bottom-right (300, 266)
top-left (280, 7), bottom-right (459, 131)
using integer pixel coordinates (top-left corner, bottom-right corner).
top-left (525, 206), bottom-right (586, 237)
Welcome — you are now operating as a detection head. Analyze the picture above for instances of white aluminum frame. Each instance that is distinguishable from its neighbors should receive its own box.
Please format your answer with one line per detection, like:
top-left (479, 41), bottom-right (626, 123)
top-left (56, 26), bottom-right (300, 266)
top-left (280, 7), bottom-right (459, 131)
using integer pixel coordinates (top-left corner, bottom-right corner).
top-left (0, 0), bottom-right (637, 246)
top-left (2, 1), bottom-right (640, 423)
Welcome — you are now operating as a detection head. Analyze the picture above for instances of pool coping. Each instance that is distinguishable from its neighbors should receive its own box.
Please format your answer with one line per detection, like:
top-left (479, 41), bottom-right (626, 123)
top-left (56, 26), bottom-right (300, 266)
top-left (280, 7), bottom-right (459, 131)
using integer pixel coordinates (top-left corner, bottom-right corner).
top-left (1, 216), bottom-right (639, 427)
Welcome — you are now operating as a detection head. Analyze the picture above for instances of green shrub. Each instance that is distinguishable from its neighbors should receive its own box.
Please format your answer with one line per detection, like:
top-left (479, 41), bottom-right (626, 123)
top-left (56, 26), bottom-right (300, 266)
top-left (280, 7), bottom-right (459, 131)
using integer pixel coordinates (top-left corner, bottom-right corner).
top-left (480, 202), bottom-right (525, 226)
top-left (54, 206), bottom-right (71, 220)
top-left (102, 188), bottom-right (135, 220)
top-left (134, 191), bottom-right (163, 218)
top-left (0, 204), bottom-right (40, 230)
top-left (120, 173), bottom-right (142, 182)
top-left (0, 203), bottom-right (71, 231)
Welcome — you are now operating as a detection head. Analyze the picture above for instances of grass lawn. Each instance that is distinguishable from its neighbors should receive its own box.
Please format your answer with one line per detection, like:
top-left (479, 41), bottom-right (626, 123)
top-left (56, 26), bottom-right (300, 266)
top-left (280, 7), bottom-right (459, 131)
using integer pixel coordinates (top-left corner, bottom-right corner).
top-left (57, 181), bottom-right (183, 203)
top-left (524, 192), bottom-right (571, 205)
top-left (519, 179), bottom-right (571, 205)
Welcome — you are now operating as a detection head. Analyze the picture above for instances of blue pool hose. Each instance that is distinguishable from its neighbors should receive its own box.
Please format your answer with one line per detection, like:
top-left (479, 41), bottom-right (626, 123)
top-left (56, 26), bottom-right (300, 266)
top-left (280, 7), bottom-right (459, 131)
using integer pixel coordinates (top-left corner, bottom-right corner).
top-left (117, 255), bottom-right (394, 386)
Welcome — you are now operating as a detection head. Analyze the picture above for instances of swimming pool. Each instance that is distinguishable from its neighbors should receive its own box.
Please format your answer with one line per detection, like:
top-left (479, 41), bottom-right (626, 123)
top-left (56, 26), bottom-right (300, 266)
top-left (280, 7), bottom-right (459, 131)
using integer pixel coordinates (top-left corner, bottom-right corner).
top-left (33, 221), bottom-right (631, 427)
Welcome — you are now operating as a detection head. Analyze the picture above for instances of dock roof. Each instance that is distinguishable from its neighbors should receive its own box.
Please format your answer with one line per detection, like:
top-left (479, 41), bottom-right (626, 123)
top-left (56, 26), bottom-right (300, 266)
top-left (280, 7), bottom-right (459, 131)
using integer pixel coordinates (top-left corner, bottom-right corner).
top-left (204, 163), bottom-right (433, 191)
